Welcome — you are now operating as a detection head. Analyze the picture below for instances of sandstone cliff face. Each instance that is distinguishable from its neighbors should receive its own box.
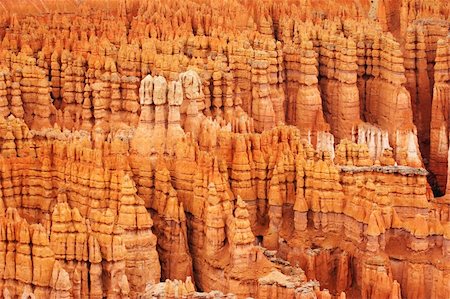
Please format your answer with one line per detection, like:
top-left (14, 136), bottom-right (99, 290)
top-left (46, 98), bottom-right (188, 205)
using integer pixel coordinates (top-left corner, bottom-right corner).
top-left (0, 0), bottom-right (449, 298)
top-left (429, 35), bottom-right (450, 194)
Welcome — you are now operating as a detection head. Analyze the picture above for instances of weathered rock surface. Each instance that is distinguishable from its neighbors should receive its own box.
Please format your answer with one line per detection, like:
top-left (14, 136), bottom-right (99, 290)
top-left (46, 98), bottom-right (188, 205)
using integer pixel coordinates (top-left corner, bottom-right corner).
top-left (0, 1), bottom-right (448, 298)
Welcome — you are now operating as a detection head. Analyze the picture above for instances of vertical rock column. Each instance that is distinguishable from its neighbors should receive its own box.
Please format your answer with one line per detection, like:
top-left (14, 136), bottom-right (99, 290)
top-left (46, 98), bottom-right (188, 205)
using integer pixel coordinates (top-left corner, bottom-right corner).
top-left (0, 71), bottom-right (9, 117)
top-left (228, 39), bottom-right (253, 116)
top-left (429, 37), bottom-right (450, 194)
top-left (166, 80), bottom-right (185, 155)
top-left (49, 262), bottom-right (73, 299)
top-left (49, 200), bottom-right (91, 298)
top-left (296, 35), bottom-right (328, 144)
top-left (152, 159), bottom-right (193, 281)
top-left (293, 153), bottom-right (308, 232)
top-left (10, 73), bottom-right (24, 119)
top-left (268, 40), bottom-right (285, 125)
top-left (264, 167), bottom-right (283, 250)
top-left (204, 183), bottom-right (226, 258)
top-left (130, 74), bottom-right (156, 207)
top-left (14, 211), bottom-right (33, 296)
top-left (157, 188), bottom-right (193, 281)
top-left (320, 33), bottom-right (360, 141)
top-left (132, 74), bottom-right (155, 153)
top-left (180, 70), bottom-right (205, 140)
top-left (366, 33), bottom-right (418, 162)
top-left (252, 51), bottom-right (276, 132)
top-left (20, 63), bottom-right (53, 130)
top-left (334, 36), bottom-right (360, 140)
top-left (152, 76), bottom-right (168, 153)
top-left (211, 58), bottom-right (225, 119)
top-left (231, 135), bottom-right (257, 228)
top-left (227, 197), bottom-right (256, 271)
top-left (80, 83), bottom-right (93, 131)
top-left (222, 71), bottom-right (235, 125)
top-left (117, 175), bottom-right (160, 296)
top-left (31, 224), bottom-right (56, 297)
top-left (282, 33), bottom-right (301, 125)
top-left (173, 139), bottom-right (197, 211)
top-left (355, 30), bottom-right (367, 119)
top-left (90, 208), bottom-right (129, 298)
top-left (121, 73), bottom-right (140, 127)
top-left (50, 50), bottom-right (62, 108)
top-left (89, 56), bottom-right (111, 132)
top-left (67, 54), bottom-right (86, 129)
top-left (108, 62), bottom-right (122, 128)
top-left (251, 135), bottom-right (268, 231)
top-left (404, 26), bottom-right (431, 154)
top-left (0, 209), bottom-right (55, 297)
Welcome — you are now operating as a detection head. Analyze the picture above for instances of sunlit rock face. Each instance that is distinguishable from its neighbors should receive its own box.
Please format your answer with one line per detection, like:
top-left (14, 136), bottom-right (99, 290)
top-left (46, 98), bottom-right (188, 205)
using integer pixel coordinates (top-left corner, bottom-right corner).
top-left (0, 0), bottom-right (449, 298)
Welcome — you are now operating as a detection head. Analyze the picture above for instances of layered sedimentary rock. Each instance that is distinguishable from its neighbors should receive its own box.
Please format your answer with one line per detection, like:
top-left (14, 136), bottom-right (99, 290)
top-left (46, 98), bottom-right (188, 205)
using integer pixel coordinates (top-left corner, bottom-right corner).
top-left (429, 35), bottom-right (450, 194)
top-left (117, 175), bottom-right (160, 296)
top-left (0, 0), bottom-right (449, 298)
top-left (319, 33), bottom-right (361, 141)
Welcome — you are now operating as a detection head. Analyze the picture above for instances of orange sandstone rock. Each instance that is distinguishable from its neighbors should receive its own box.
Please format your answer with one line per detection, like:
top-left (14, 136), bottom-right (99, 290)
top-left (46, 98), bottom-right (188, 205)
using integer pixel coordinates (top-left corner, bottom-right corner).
top-left (0, 1), bottom-right (448, 298)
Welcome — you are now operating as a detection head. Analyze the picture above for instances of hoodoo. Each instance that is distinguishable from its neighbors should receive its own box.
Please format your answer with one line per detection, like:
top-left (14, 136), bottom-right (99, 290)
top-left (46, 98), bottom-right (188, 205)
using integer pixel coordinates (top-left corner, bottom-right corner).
top-left (0, 0), bottom-right (449, 298)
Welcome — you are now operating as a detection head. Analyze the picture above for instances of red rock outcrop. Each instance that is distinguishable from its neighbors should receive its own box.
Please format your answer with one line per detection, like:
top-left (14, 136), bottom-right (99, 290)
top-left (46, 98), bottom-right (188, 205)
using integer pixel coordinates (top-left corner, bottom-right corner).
top-left (0, 1), bottom-right (449, 298)
top-left (151, 159), bottom-right (193, 281)
top-left (117, 174), bottom-right (160, 295)
top-left (429, 35), bottom-right (450, 194)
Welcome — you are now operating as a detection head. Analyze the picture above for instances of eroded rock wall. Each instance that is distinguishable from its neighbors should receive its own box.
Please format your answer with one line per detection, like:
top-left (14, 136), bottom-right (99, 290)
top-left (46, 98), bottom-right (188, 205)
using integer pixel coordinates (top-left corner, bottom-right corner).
top-left (0, 1), bottom-right (449, 298)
